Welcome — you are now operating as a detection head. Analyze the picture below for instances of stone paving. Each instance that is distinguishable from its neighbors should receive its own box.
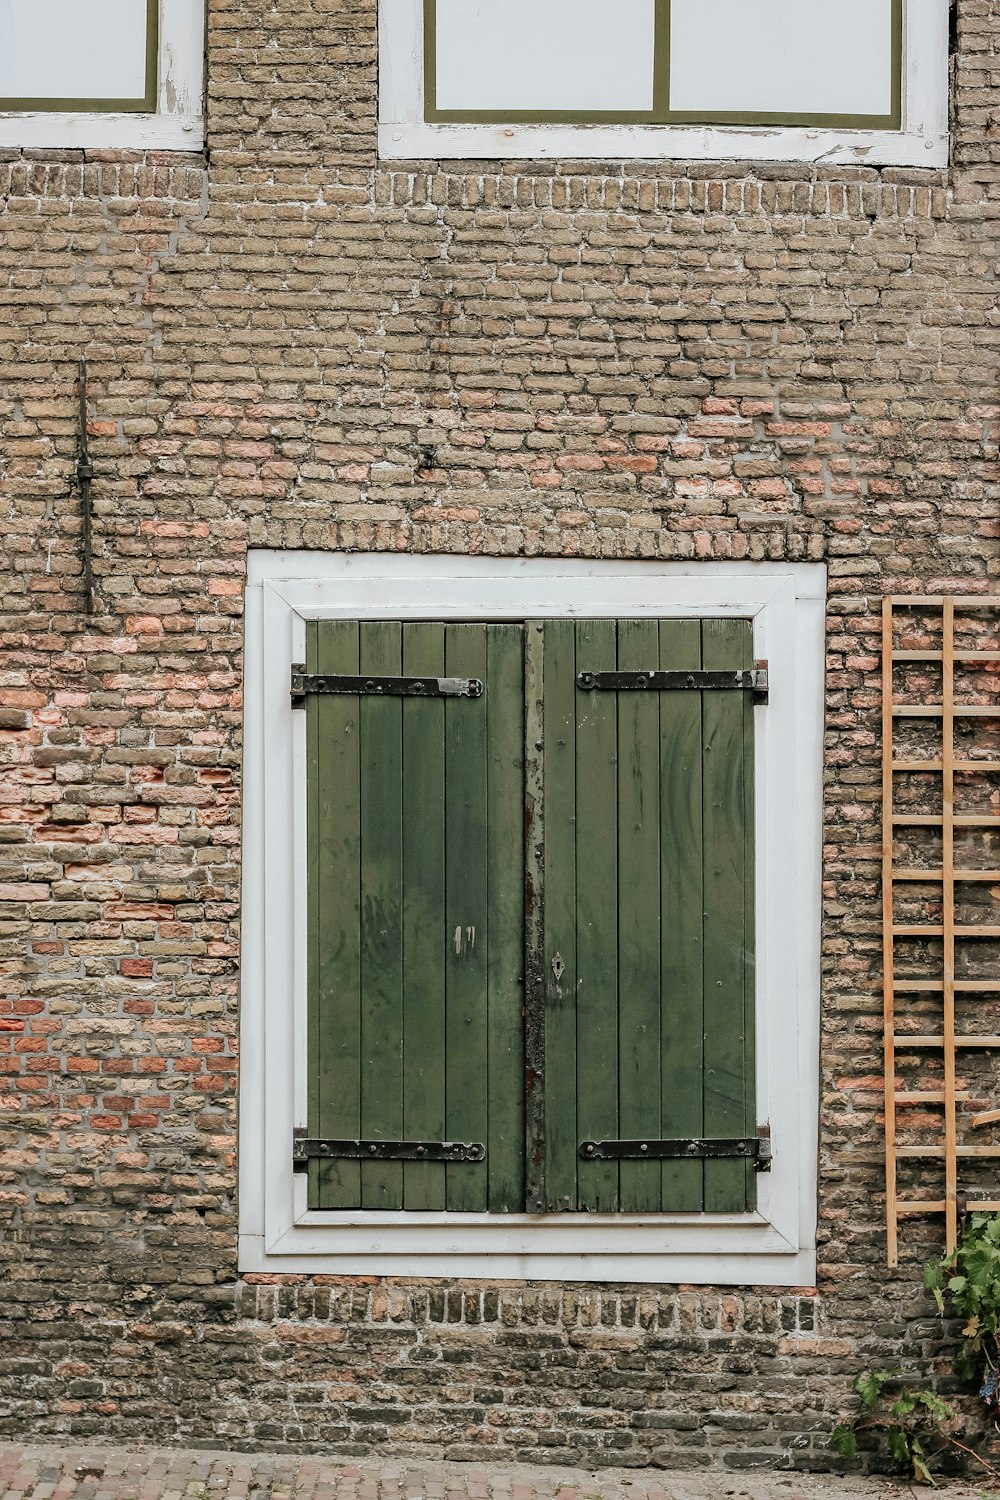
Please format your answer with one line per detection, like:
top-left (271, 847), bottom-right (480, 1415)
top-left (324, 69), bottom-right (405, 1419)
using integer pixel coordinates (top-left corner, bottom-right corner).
top-left (0, 1449), bottom-right (992, 1500)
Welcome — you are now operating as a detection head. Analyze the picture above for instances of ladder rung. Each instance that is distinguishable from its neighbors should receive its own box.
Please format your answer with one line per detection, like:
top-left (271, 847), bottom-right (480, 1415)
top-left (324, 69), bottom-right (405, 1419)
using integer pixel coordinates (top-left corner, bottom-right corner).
top-left (891, 869), bottom-right (1000, 883)
top-left (892, 925), bottom-right (1000, 938)
top-left (888, 595), bottom-right (1000, 607)
top-left (897, 1199), bottom-right (1000, 1215)
top-left (891, 761), bottom-right (1000, 772)
top-left (893, 651), bottom-right (1000, 662)
top-left (894, 1034), bottom-right (1000, 1048)
top-left (894, 981), bottom-right (1000, 993)
top-left (892, 706), bottom-right (1000, 718)
top-left (896, 1146), bottom-right (1000, 1159)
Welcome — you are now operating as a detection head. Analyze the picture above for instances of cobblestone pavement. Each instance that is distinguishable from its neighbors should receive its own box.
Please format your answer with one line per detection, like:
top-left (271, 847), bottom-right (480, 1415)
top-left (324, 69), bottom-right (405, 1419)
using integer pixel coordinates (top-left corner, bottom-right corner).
top-left (0, 1448), bottom-right (991, 1500)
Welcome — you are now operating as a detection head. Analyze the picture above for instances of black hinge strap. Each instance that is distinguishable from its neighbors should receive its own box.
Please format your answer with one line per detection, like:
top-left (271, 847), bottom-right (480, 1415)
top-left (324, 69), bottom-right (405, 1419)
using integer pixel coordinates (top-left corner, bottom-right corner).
top-left (579, 1136), bottom-right (771, 1171)
top-left (291, 665), bottom-right (483, 707)
top-left (577, 666), bottom-right (768, 704)
top-left (292, 1133), bottom-right (485, 1169)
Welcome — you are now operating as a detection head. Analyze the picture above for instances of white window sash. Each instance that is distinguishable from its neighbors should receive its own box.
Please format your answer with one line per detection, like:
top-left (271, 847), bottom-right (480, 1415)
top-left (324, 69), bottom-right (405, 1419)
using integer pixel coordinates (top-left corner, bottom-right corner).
top-left (0, 0), bottom-right (204, 150)
top-left (239, 555), bottom-right (825, 1286)
top-left (379, 0), bottom-right (948, 167)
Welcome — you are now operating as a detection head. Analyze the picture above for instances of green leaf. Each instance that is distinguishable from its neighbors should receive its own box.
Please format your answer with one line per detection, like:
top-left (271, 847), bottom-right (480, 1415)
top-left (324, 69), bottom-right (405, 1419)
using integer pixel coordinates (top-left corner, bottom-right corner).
top-left (831, 1424), bottom-right (858, 1458)
top-left (912, 1452), bottom-right (936, 1486)
top-left (888, 1429), bottom-right (911, 1464)
top-left (855, 1371), bottom-right (892, 1408)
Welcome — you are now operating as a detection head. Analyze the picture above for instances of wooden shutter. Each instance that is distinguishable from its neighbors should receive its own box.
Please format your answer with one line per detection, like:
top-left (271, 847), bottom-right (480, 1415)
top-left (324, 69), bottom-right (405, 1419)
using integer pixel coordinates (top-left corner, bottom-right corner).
top-left (305, 619), bottom-right (525, 1212)
top-left (304, 614), bottom-right (757, 1216)
top-left (538, 618), bottom-right (757, 1214)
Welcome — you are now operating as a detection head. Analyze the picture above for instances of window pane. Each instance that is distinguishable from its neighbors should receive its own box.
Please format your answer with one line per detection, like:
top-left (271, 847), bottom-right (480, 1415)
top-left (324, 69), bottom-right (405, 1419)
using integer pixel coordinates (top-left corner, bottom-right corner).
top-left (0, 0), bottom-right (150, 106)
top-left (669, 0), bottom-right (895, 120)
top-left (432, 0), bottom-right (656, 114)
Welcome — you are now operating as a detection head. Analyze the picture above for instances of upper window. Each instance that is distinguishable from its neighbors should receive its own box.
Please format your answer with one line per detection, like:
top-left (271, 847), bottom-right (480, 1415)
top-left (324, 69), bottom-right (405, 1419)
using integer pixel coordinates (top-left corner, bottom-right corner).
top-left (0, 0), bottom-right (204, 150)
top-left (380, 0), bottom-right (948, 166)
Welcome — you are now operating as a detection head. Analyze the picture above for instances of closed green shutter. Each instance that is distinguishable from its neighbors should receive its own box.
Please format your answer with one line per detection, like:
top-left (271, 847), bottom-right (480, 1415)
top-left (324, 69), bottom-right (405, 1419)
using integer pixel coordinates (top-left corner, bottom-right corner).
top-left (540, 618), bottom-right (757, 1214)
top-left (304, 615), bottom-right (756, 1215)
top-left (305, 619), bottom-right (525, 1212)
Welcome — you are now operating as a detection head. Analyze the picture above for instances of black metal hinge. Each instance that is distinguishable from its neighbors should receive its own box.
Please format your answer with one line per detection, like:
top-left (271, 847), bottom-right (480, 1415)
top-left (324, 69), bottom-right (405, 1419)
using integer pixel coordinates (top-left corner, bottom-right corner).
top-left (579, 1134), bottom-right (772, 1171)
top-left (292, 1131), bottom-right (485, 1170)
top-left (577, 664), bottom-right (768, 704)
top-left (291, 666), bottom-right (483, 707)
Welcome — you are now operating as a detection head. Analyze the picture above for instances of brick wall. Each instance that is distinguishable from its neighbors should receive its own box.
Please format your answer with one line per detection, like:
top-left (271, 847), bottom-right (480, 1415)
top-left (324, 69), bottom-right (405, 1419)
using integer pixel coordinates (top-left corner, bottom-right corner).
top-left (1, 0), bottom-right (999, 1470)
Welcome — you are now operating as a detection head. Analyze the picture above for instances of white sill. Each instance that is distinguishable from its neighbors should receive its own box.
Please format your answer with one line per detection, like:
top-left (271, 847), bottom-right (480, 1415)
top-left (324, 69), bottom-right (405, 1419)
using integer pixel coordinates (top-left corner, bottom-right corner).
top-left (378, 121), bottom-right (949, 169)
top-left (0, 112), bottom-right (204, 151)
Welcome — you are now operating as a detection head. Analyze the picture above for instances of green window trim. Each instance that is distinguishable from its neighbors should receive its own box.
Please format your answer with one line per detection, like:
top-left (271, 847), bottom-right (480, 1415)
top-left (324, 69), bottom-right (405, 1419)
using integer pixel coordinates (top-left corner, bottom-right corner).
top-left (306, 617), bottom-right (759, 1217)
top-left (0, 0), bottom-right (158, 114)
top-left (423, 0), bottom-right (902, 132)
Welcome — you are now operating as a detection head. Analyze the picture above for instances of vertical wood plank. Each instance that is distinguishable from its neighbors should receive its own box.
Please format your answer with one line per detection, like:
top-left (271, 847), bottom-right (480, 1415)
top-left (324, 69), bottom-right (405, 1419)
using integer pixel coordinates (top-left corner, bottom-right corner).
top-left (658, 618), bottom-right (705, 1212)
top-left (882, 598), bottom-right (899, 1265)
top-left (540, 619), bottom-right (576, 1211)
top-left (575, 618), bottom-right (619, 1212)
top-left (359, 621), bottom-right (404, 1210)
top-left (487, 624), bottom-right (526, 1212)
top-left (311, 618), bottom-right (362, 1208)
top-left (445, 624), bottom-right (489, 1211)
top-left (701, 618), bottom-right (753, 1213)
top-left (524, 621), bottom-right (547, 1212)
top-left (617, 618), bottom-right (662, 1213)
top-left (402, 621), bottom-right (447, 1211)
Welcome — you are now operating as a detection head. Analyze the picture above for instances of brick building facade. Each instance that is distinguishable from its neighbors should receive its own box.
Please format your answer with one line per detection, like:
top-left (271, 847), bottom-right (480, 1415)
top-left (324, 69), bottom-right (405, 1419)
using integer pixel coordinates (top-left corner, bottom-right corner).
top-left (1, 0), bottom-right (998, 1472)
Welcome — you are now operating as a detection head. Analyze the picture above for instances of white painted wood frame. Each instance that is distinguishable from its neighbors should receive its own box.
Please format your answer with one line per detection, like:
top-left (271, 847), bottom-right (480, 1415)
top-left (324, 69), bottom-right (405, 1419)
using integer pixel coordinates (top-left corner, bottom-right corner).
top-left (0, 0), bottom-right (205, 151)
top-left (379, 0), bottom-right (948, 167)
top-left (239, 554), bottom-right (824, 1285)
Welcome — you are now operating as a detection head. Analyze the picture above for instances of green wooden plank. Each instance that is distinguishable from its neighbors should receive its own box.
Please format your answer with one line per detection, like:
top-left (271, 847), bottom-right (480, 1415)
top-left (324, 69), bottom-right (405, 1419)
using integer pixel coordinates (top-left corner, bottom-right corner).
top-left (359, 621), bottom-right (405, 1210)
top-left (401, 622), bottom-right (447, 1211)
top-left (486, 625), bottom-right (526, 1213)
top-left (541, 619), bottom-right (577, 1211)
top-left (311, 618), bottom-right (362, 1209)
top-left (574, 619), bottom-right (619, 1212)
top-left (616, 619), bottom-right (662, 1213)
top-left (523, 621), bottom-right (546, 1213)
top-left (444, 624), bottom-right (490, 1211)
top-left (658, 619), bottom-right (705, 1212)
top-left (701, 618), bottom-right (753, 1213)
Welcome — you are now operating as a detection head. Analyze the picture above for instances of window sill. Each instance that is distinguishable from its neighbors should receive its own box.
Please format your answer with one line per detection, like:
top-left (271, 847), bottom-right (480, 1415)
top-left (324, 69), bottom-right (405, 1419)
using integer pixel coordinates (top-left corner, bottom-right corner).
top-left (0, 112), bottom-right (204, 151)
top-left (378, 122), bottom-right (948, 169)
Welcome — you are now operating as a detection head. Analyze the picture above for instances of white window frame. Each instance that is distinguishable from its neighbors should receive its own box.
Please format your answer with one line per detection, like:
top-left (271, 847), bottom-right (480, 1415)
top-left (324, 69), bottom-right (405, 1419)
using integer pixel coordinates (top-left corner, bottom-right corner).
top-left (240, 554), bottom-right (825, 1286)
top-left (379, 0), bottom-right (948, 167)
top-left (0, 0), bottom-right (204, 151)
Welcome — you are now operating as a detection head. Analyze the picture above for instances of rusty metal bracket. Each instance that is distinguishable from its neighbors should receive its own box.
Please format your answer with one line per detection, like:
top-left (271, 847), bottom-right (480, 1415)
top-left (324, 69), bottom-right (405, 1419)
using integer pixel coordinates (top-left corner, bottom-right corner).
top-left (292, 1130), bottom-right (484, 1171)
top-left (577, 666), bottom-right (768, 704)
top-left (579, 1135), bottom-right (772, 1171)
top-left (291, 666), bottom-right (483, 707)
top-left (76, 359), bottom-right (95, 615)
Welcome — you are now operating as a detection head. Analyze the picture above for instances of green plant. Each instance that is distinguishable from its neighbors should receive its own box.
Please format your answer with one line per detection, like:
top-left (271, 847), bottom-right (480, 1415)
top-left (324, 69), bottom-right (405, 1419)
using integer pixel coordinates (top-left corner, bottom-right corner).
top-left (924, 1212), bottom-right (1000, 1408)
top-left (832, 1213), bottom-right (1000, 1485)
top-left (832, 1371), bottom-right (959, 1485)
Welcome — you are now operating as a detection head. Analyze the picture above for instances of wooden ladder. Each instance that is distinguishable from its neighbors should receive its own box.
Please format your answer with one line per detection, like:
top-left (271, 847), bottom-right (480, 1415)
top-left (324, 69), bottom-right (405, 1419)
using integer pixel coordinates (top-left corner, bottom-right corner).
top-left (883, 596), bottom-right (1000, 1265)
